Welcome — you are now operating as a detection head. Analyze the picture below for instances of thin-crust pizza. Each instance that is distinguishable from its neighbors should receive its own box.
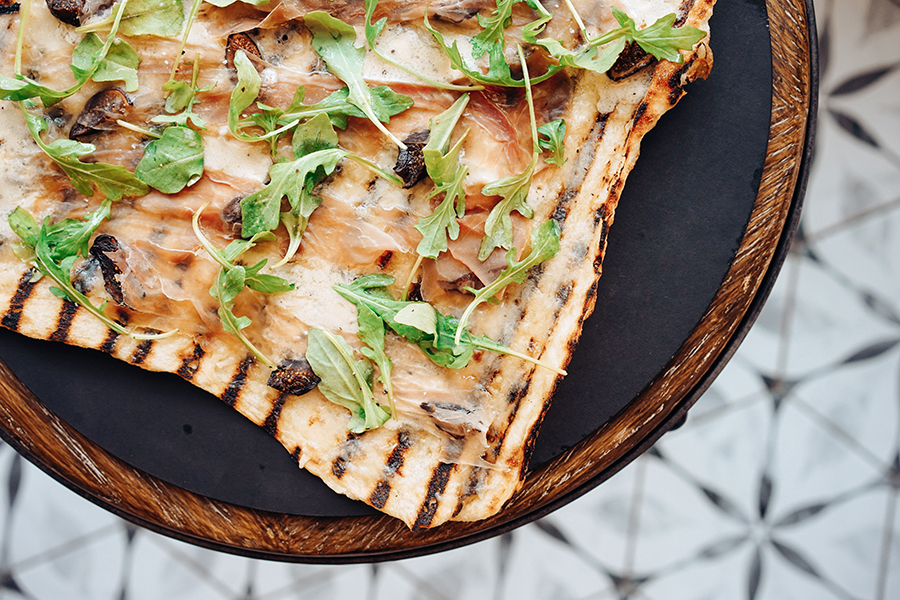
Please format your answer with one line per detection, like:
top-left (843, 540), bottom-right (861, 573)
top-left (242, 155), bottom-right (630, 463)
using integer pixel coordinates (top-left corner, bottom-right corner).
top-left (0, 0), bottom-right (714, 528)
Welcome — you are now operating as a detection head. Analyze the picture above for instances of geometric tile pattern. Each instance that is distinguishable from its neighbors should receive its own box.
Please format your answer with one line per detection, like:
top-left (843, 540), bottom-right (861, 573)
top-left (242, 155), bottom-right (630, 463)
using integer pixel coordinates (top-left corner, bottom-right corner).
top-left (1, 0), bottom-right (898, 597)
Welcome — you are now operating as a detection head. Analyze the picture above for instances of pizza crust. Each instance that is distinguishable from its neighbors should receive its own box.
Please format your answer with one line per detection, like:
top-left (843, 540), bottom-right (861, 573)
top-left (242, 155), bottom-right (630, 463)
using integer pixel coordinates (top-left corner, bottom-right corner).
top-left (0, 0), bottom-right (714, 528)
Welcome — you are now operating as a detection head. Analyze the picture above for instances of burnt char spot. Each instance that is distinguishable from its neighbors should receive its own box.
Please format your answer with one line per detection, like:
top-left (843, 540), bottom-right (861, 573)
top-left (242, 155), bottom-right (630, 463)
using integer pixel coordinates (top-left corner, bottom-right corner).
top-left (100, 329), bottom-right (119, 354)
top-left (369, 481), bottom-right (391, 509)
top-left (332, 455), bottom-right (348, 479)
top-left (267, 357), bottom-right (320, 395)
top-left (376, 251), bottom-right (393, 270)
top-left (2, 269), bottom-right (37, 331)
top-left (332, 433), bottom-right (361, 479)
top-left (607, 42), bottom-right (656, 81)
top-left (264, 393), bottom-right (288, 436)
top-left (89, 234), bottom-right (125, 305)
top-left (177, 343), bottom-right (205, 380)
top-left (0, 3), bottom-right (19, 14)
top-left (129, 339), bottom-right (154, 365)
top-left (49, 301), bottom-right (78, 342)
top-left (453, 467), bottom-right (482, 517)
top-left (393, 129), bottom-right (429, 188)
top-left (385, 430), bottom-right (411, 475)
top-left (555, 284), bottom-right (572, 305)
top-left (70, 89), bottom-right (131, 139)
top-left (412, 461), bottom-right (454, 531)
top-left (221, 355), bottom-right (255, 407)
top-left (226, 32), bottom-right (263, 73)
top-left (634, 101), bottom-right (649, 123)
top-left (291, 446), bottom-right (302, 463)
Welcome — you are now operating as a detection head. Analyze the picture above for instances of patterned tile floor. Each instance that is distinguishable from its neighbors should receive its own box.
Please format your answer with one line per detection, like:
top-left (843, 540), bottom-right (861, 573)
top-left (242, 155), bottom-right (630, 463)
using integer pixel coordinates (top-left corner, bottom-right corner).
top-left (2, 0), bottom-right (899, 598)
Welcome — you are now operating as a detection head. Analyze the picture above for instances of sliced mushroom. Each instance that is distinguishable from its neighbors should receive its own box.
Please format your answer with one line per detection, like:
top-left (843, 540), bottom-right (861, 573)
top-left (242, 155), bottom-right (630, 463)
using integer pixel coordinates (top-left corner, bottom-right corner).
top-left (89, 234), bottom-right (126, 305)
top-left (45, 0), bottom-right (85, 25)
top-left (226, 32), bottom-right (263, 73)
top-left (607, 42), bottom-right (656, 81)
top-left (393, 129), bottom-right (430, 188)
top-left (267, 358), bottom-right (321, 396)
top-left (69, 89), bottom-right (131, 140)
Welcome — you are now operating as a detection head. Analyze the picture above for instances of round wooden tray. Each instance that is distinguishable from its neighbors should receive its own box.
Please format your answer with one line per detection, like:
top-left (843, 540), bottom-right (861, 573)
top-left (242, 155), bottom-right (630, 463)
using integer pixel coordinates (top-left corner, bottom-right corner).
top-left (0, 0), bottom-right (816, 562)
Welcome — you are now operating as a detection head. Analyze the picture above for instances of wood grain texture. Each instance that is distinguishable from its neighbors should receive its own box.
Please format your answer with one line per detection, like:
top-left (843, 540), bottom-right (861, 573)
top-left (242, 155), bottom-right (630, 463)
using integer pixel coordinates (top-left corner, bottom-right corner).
top-left (0, 0), bottom-right (813, 561)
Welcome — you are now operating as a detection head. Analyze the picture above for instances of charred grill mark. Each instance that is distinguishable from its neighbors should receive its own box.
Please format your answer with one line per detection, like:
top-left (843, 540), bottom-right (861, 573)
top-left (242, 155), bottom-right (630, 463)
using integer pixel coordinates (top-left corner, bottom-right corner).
top-left (177, 343), bottom-right (205, 380)
top-left (520, 398), bottom-right (553, 477)
top-left (2, 269), bottom-right (37, 331)
top-left (385, 430), bottom-right (411, 475)
top-left (221, 355), bottom-right (255, 407)
top-left (413, 461), bottom-right (454, 531)
top-left (0, 3), bottom-right (19, 14)
top-left (332, 433), bottom-right (361, 479)
top-left (332, 455), bottom-right (348, 479)
top-left (555, 284), bottom-right (572, 305)
top-left (453, 467), bottom-right (482, 517)
top-left (291, 446), bottom-right (302, 463)
top-left (129, 339), bottom-right (154, 365)
top-left (264, 392), bottom-right (288, 436)
top-left (100, 329), bottom-right (119, 353)
top-left (369, 481), bottom-right (391, 509)
top-left (633, 101), bottom-right (649, 123)
top-left (49, 300), bottom-right (78, 342)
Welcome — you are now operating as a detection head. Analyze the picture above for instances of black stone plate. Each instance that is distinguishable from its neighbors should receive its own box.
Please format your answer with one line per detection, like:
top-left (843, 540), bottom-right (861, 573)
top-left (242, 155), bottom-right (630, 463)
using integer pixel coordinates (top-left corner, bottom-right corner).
top-left (0, 0), bottom-right (779, 524)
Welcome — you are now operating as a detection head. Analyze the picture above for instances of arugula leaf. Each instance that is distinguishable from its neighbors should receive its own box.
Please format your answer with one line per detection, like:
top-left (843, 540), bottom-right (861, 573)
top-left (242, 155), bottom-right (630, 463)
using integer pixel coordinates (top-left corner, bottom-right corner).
top-left (363, 0), bottom-right (481, 91)
top-left (8, 201), bottom-right (176, 340)
top-left (537, 118), bottom-right (566, 166)
top-left (23, 107), bottom-right (148, 200)
top-left (306, 328), bottom-right (391, 432)
top-left (1, 0), bottom-right (131, 106)
top-left (414, 95), bottom-right (470, 259)
top-left (228, 49), bottom-right (262, 141)
top-left (71, 33), bottom-right (140, 93)
top-left (192, 204), bottom-right (294, 370)
top-left (204, 0), bottom-right (271, 6)
top-left (457, 218), bottom-right (560, 343)
top-left (528, 6), bottom-right (705, 74)
top-left (135, 125), bottom-right (204, 193)
top-left (303, 11), bottom-right (413, 148)
top-left (471, 0), bottom-right (520, 58)
top-left (240, 148), bottom-right (345, 238)
top-left (76, 0), bottom-right (185, 38)
top-left (423, 5), bottom-right (561, 87)
top-left (334, 274), bottom-right (565, 374)
top-left (152, 54), bottom-right (215, 129)
top-left (355, 302), bottom-right (395, 417)
top-left (240, 113), bottom-right (401, 265)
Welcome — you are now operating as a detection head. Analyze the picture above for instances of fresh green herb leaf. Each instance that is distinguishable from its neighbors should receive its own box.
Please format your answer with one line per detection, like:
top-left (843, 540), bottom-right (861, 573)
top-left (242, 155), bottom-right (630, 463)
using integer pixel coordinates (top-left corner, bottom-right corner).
top-left (76, 0), bottom-right (185, 38)
top-left (471, 0), bottom-right (521, 58)
top-left (228, 49), bottom-right (262, 141)
top-left (537, 118), bottom-right (566, 166)
top-left (362, 0), bottom-right (481, 91)
top-left (240, 148), bottom-right (345, 238)
top-left (9, 200), bottom-right (176, 340)
top-left (529, 6), bottom-right (705, 75)
top-left (306, 328), bottom-right (391, 432)
top-left (135, 125), bottom-right (204, 193)
top-left (71, 33), bottom-right (141, 92)
top-left (152, 54), bottom-right (215, 129)
top-left (414, 95), bottom-right (470, 259)
top-left (2, 0), bottom-right (131, 106)
top-left (303, 10), bottom-right (413, 148)
top-left (457, 218), bottom-right (560, 343)
top-left (355, 302), bottom-right (395, 417)
top-left (204, 0), bottom-right (271, 6)
top-left (478, 155), bottom-right (537, 261)
top-left (23, 107), bottom-right (149, 199)
top-left (192, 203), bottom-right (293, 369)
top-left (334, 274), bottom-right (564, 373)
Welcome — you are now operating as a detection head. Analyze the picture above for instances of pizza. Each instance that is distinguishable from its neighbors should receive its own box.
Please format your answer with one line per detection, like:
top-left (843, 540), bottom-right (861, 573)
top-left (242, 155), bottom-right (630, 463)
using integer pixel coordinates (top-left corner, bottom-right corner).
top-left (0, 0), bottom-right (714, 529)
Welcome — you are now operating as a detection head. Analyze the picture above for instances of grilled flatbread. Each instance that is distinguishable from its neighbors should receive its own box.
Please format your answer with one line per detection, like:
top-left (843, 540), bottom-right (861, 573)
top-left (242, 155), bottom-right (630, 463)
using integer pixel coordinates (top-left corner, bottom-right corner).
top-left (0, 0), bottom-right (713, 528)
